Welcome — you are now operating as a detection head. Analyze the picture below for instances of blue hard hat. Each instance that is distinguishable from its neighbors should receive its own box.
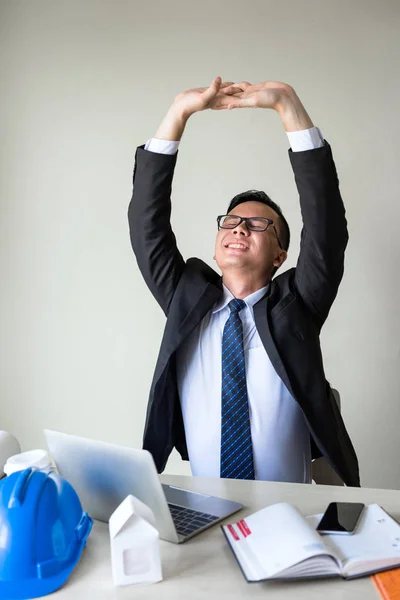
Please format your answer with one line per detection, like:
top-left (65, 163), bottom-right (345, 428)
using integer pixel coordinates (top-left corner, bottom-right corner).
top-left (0, 468), bottom-right (93, 599)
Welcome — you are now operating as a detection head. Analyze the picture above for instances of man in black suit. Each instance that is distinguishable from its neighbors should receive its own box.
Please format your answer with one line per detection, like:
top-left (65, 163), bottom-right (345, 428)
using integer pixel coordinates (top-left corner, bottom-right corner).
top-left (129, 78), bottom-right (360, 486)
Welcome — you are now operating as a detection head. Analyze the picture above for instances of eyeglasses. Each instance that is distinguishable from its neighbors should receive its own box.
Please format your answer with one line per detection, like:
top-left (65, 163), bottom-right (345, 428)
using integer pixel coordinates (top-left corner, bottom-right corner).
top-left (217, 214), bottom-right (283, 249)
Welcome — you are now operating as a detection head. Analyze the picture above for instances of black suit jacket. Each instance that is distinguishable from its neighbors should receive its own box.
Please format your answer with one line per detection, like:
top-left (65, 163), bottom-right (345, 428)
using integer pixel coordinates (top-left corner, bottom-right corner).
top-left (128, 143), bottom-right (360, 487)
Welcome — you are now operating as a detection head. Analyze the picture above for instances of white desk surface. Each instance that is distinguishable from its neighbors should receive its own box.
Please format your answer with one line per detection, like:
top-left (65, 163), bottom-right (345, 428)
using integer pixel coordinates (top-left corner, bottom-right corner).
top-left (45, 475), bottom-right (400, 599)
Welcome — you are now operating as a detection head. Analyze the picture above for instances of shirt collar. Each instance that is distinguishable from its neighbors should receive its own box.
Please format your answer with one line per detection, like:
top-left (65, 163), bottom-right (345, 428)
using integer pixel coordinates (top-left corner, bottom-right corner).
top-left (212, 284), bottom-right (269, 314)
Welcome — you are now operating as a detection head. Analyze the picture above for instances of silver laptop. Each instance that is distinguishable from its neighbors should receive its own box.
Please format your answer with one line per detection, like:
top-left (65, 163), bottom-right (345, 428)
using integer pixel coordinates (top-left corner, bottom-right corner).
top-left (44, 429), bottom-right (243, 544)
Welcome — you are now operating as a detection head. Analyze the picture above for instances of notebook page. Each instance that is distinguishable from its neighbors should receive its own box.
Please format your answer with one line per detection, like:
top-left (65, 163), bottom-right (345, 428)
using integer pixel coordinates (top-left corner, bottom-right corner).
top-left (223, 502), bottom-right (340, 580)
top-left (308, 505), bottom-right (400, 577)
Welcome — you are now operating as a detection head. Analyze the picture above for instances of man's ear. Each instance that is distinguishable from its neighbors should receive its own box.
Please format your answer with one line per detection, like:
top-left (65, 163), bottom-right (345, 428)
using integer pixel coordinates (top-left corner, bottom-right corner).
top-left (273, 250), bottom-right (288, 268)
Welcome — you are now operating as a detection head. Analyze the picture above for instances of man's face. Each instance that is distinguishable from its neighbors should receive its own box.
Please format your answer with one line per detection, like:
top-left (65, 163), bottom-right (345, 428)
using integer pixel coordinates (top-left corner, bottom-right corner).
top-left (214, 201), bottom-right (287, 277)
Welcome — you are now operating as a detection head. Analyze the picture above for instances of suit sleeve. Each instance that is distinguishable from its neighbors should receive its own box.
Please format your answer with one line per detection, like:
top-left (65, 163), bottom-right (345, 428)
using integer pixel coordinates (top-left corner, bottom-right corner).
top-left (290, 143), bottom-right (349, 326)
top-left (128, 146), bottom-right (185, 315)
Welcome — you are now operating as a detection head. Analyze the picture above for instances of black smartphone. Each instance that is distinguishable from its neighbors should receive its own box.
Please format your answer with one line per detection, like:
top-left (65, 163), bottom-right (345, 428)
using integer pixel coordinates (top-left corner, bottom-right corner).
top-left (316, 502), bottom-right (365, 535)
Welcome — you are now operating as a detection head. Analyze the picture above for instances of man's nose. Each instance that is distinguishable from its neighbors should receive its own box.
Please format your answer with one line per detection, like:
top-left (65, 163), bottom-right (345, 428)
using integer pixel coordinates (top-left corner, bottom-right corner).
top-left (233, 221), bottom-right (250, 236)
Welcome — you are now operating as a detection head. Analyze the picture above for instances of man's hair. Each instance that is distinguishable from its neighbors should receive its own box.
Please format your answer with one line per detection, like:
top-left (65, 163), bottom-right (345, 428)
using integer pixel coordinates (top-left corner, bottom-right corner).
top-left (227, 190), bottom-right (290, 251)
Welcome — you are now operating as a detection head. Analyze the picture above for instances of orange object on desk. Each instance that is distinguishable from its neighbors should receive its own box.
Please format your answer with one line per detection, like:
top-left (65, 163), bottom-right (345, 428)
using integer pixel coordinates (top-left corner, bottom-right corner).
top-left (372, 569), bottom-right (400, 599)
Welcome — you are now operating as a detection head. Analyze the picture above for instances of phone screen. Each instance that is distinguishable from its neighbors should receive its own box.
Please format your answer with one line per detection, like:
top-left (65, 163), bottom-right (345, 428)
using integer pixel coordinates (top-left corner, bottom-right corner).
top-left (316, 502), bottom-right (365, 534)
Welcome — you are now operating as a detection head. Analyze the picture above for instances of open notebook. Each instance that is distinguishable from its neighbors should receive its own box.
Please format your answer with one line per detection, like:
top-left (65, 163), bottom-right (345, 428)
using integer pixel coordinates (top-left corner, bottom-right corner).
top-left (222, 503), bottom-right (400, 582)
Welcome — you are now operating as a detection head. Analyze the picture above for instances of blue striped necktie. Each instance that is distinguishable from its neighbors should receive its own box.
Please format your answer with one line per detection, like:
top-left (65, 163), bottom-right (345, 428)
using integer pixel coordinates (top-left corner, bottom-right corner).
top-left (220, 298), bottom-right (255, 480)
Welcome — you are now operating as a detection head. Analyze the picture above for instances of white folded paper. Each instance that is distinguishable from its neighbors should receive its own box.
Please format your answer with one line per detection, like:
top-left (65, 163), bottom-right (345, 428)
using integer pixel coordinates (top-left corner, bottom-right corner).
top-left (109, 494), bottom-right (163, 586)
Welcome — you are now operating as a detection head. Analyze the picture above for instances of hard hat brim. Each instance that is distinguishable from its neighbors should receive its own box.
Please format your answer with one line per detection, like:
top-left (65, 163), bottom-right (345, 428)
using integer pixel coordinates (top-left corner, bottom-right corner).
top-left (0, 519), bottom-right (93, 599)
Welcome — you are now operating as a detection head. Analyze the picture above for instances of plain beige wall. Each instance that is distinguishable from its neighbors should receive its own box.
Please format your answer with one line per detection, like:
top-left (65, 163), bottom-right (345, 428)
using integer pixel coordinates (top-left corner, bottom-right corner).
top-left (0, 0), bottom-right (399, 488)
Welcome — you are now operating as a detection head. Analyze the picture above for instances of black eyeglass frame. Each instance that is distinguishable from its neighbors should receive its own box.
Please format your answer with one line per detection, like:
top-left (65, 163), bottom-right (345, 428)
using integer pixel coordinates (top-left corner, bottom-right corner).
top-left (217, 214), bottom-right (284, 250)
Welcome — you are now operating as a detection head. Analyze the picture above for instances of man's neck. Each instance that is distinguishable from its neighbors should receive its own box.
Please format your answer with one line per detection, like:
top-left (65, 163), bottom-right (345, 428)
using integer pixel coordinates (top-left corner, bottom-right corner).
top-left (221, 272), bottom-right (271, 300)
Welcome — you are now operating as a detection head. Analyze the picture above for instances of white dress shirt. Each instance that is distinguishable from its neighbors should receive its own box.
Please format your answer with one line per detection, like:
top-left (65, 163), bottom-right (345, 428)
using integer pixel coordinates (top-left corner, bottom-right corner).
top-left (144, 127), bottom-right (324, 482)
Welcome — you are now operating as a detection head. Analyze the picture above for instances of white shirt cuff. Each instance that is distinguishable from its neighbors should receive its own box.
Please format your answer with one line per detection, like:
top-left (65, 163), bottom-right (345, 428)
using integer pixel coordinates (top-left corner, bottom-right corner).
top-left (145, 138), bottom-right (180, 155)
top-left (286, 127), bottom-right (324, 152)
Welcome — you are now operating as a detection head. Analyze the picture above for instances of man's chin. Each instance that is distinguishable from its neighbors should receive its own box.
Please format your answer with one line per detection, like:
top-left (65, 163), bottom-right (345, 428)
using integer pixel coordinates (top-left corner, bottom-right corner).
top-left (216, 257), bottom-right (250, 270)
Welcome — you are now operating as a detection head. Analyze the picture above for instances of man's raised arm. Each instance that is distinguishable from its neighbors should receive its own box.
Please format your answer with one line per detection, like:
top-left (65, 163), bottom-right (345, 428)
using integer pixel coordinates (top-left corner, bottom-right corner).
top-left (128, 77), bottom-right (235, 314)
top-left (221, 81), bottom-right (347, 323)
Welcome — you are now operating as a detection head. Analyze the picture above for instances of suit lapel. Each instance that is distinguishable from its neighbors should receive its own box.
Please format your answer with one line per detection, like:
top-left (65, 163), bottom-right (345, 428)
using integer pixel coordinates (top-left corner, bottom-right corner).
top-left (156, 281), bottom-right (222, 378)
top-left (178, 282), bottom-right (222, 341)
top-left (253, 295), bottom-right (296, 400)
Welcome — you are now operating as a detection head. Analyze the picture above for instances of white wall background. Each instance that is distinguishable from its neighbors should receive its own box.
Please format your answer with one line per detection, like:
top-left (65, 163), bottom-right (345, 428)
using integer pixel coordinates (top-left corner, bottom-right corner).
top-left (0, 0), bottom-right (399, 489)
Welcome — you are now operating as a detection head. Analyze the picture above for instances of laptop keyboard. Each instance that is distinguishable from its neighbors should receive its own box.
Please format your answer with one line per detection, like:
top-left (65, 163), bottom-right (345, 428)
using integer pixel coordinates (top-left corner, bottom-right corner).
top-left (168, 503), bottom-right (219, 537)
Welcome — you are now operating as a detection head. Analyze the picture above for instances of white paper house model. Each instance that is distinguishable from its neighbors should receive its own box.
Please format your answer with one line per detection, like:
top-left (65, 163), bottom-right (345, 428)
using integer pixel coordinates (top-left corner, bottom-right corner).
top-left (109, 494), bottom-right (163, 586)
